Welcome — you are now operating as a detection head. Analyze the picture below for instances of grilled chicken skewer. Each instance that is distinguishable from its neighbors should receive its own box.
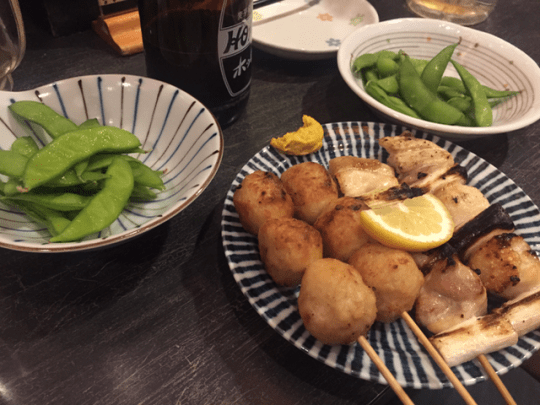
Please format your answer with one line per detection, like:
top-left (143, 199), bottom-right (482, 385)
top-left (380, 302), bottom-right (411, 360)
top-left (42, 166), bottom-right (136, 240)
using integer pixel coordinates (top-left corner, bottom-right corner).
top-left (378, 134), bottom-right (535, 405)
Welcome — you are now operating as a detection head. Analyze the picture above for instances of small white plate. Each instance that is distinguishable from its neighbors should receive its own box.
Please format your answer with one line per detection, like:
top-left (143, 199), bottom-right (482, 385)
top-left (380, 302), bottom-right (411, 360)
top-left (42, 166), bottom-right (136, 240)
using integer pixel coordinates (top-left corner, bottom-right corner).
top-left (253, 0), bottom-right (379, 60)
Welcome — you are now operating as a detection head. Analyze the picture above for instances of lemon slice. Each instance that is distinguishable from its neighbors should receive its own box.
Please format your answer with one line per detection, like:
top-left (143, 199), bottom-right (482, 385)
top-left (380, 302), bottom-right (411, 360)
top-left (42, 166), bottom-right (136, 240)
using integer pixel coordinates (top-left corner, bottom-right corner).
top-left (359, 194), bottom-right (454, 252)
top-left (270, 115), bottom-right (324, 155)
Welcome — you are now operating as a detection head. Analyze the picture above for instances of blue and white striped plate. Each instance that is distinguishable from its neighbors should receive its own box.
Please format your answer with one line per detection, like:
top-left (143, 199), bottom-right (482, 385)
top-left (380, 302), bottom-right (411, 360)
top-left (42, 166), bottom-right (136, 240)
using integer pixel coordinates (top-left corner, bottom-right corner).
top-left (221, 121), bottom-right (540, 389)
top-left (0, 74), bottom-right (223, 252)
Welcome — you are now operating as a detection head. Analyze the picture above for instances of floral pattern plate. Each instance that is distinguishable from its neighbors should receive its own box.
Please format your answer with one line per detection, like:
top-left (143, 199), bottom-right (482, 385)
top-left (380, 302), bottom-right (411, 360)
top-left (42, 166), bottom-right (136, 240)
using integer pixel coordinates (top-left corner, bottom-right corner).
top-left (221, 121), bottom-right (540, 389)
top-left (252, 0), bottom-right (379, 60)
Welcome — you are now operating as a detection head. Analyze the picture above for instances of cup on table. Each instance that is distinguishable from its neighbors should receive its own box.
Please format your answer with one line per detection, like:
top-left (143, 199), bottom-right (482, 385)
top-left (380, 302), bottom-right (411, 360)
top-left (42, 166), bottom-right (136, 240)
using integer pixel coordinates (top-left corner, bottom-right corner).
top-left (0, 0), bottom-right (25, 91)
top-left (406, 0), bottom-right (497, 25)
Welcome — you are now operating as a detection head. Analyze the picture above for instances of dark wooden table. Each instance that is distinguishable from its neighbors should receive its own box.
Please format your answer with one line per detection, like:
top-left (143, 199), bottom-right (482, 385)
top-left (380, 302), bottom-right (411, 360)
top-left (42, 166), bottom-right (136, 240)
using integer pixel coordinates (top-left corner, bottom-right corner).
top-left (2, 1), bottom-right (540, 404)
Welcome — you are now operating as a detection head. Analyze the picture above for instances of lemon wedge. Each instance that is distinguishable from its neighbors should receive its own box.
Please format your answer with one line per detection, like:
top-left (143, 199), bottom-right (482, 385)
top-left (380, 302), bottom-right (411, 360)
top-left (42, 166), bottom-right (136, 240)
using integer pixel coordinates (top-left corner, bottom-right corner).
top-left (359, 194), bottom-right (454, 252)
top-left (270, 115), bottom-right (324, 155)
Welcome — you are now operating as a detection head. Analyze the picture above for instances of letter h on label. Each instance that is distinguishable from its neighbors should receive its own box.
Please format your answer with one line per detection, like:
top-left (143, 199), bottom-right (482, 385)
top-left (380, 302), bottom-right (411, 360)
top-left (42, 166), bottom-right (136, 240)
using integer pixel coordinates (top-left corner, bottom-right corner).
top-left (224, 25), bottom-right (249, 54)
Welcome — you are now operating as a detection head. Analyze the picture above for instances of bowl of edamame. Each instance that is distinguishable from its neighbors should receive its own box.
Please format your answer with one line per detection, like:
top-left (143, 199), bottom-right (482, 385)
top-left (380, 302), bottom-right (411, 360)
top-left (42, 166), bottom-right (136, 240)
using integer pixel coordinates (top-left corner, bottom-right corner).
top-left (0, 74), bottom-right (224, 252)
top-left (337, 18), bottom-right (540, 141)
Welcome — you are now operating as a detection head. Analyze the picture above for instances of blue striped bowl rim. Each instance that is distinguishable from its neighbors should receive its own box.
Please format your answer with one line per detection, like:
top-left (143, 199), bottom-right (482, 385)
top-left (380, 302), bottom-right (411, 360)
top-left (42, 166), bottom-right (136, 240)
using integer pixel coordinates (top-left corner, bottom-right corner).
top-left (221, 121), bottom-right (540, 389)
top-left (0, 74), bottom-right (223, 252)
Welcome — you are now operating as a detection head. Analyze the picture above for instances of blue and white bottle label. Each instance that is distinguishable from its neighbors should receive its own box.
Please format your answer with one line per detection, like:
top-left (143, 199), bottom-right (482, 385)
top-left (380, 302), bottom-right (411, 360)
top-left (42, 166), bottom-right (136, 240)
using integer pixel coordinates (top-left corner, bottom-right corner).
top-left (218, 0), bottom-right (252, 97)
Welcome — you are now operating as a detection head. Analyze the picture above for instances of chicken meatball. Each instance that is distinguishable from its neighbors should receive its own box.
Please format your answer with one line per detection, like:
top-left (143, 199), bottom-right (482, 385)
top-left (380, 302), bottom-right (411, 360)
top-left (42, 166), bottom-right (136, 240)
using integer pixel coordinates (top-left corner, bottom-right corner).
top-left (313, 197), bottom-right (372, 262)
top-left (233, 170), bottom-right (294, 235)
top-left (280, 162), bottom-right (339, 225)
top-left (349, 242), bottom-right (424, 323)
top-left (258, 217), bottom-right (323, 287)
top-left (298, 258), bottom-right (377, 345)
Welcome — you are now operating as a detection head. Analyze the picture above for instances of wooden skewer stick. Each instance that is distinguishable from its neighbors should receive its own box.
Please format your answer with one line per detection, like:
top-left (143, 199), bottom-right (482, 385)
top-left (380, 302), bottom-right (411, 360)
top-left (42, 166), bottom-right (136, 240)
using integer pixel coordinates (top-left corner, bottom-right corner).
top-left (357, 335), bottom-right (415, 405)
top-left (477, 354), bottom-right (517, 405)
top-left (401, 312), bottom-right (478, 405)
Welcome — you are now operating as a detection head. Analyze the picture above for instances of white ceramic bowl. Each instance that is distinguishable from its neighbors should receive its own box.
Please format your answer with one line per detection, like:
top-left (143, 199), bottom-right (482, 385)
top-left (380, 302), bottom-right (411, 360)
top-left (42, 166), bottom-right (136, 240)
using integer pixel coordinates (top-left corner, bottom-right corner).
top-left (0, 74), bottom-right (223, 252)
top-left (337, 18), bottom-right (540, 141)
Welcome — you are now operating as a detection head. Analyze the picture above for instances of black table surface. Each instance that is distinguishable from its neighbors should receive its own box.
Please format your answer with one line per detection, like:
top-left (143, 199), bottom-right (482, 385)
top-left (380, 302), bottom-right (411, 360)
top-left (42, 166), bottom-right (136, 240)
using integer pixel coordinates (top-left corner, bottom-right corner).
top-left (3, 1), bottom-right (540, 404)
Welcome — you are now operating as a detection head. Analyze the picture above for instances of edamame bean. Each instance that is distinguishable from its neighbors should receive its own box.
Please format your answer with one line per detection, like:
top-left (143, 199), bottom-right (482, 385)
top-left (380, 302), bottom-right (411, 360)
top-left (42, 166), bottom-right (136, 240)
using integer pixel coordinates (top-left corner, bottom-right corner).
top-left (365, 80), bottom-right (421, 119)
top-left (9, 101), bottom-right (78, 139)
top-left (446, 96), bottom-right (472, 112)
top-left (441, 76), bottom-right (520, 99)
top-left (50, 156), bottom-right (134, 243)
top-left (24, 126), bottom-right (141, 190)
top-left (0, 150), bottom-right (28, 178)
top-left (78, 118), bottom-right (101, 129)
top-left (398, 55), bottom-right (464, 125)
top-left (376, 75), bottom-right (399, 95)
top-left (451, 60), bottom-right (492, 127)
top-left (4, 192), bottom-right (92, 211)
top-left (10, 136), bottom-right (39, 158)
top-left (376, 55), bottom-right (399, 78)
top-left (421, 43), bottom-right (458, 93)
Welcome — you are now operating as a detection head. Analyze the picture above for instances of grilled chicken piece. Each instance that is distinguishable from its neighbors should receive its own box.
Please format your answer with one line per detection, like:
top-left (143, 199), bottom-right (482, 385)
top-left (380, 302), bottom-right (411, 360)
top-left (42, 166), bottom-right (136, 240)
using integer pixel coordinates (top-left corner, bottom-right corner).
top-left (468, 233), bottom-right (540, 300)
top-left (379, 134), bottom-right (455, 188)
top-left (432, 181), bottom-right (490, 230)
top-left (414, 252), bottom-right (487, 334)
top-left (328, 156), bottom-right (399, 197)
top-left (450, 203), bottom-right (515, 262)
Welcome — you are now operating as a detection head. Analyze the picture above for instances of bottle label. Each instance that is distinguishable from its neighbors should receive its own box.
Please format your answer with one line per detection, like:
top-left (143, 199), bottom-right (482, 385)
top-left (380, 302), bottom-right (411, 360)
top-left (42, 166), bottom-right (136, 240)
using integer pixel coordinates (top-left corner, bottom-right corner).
top-left (218, 0), bottom-right (252, 97)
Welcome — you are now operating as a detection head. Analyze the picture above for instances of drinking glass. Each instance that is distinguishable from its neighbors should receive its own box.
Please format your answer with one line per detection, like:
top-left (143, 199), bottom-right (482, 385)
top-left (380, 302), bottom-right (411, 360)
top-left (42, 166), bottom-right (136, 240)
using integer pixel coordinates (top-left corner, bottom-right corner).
top-left (0, 0), bottom-right (25, 91)
top-left (406, 0), bottom-right (498, 26)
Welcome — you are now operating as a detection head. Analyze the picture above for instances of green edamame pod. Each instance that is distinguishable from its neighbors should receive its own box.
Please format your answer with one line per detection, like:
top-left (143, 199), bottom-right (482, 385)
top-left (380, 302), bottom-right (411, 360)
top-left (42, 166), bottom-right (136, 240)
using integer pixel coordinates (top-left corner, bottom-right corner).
top-left (50, 156), bottom-right (134, 242)
top-left (4, 192), bottom-right (92, 211)
top-left (0, 150), bottom-right (28, 178)
top-left (482, 87), bottom-right (521, 99)
top-left (398, 55), bottom-right (464, 125)
top-left (365, 81), bottom-right (421, 119)
top-left (437, 85), bottom-right (467, 101)
top-left (9, 101), bottom-right (78, 139)
top-left (441, 76), bottom-right (519, 99)
top-left (409, 57), bottom-right (429, 76)
top-left (46, 169), bottom-right (109, 188)
top-left (446, 96), bottom-right (472, 112)
top-left (14, 200), bottom-right (71, 236)
top-left (78, 118), bottom-right (101, 129)
top-left (362, 67), bottom-right (379, 85)
top-left (86, 154), bottom-right (115, 172)
top-left (421, 43), bottom-right (458, 93)
top-left (353, 50), bottom-right (399, 74)
top-left (455, 113), bottom-right (476, 127)
top-left (23, 126), bottom-right (141, 190)
top-left (376, 55), bottom-right (399, 78)
top-left (451, 60), bottom-right (492, 127)
top-left (3, 178), bottom-right (24, 196)
top-left (122, 157), bottom-right (165, 190)
top-left (74, 160), bottom-right (89, 179)
top-left (440, 76), bottom-right (466, 91)
top-left (376, 75), bottom-right (399, 95)
top-left (10, 136), bottom-right (39, 158)
top-left (352, 53), bottom-right (379, 73)
top-left (130, 184), bottom-right (158, 201)
top-left (387, 96), bottom-right (422, 119)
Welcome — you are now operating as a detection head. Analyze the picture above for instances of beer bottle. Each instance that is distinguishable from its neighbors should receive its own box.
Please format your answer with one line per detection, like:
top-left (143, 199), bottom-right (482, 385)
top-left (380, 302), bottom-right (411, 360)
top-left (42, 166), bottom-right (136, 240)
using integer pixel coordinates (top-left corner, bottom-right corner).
top-left (138, 0), bottom-right (252, 128)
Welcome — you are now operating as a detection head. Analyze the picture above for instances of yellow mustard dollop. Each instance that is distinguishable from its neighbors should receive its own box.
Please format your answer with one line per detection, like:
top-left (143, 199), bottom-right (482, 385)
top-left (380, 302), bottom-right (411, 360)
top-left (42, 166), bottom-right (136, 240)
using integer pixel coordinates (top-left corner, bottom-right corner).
top-left (270, 115), bottom-right (324, 155)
